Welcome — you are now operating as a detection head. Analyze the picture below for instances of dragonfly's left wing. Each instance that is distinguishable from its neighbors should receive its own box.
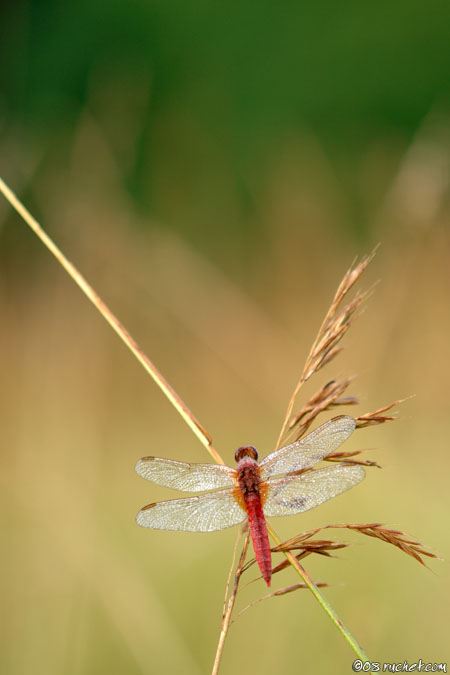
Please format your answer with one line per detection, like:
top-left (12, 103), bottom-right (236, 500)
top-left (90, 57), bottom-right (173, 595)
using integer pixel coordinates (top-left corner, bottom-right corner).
top-left (136, 488), bottom-right (246, 532)
top-left (263, 463), bottom-right (365, 517)
top-left (135, 456), bottom-right (236, 492)
top-left (260, 415), bottom-right (356, 480)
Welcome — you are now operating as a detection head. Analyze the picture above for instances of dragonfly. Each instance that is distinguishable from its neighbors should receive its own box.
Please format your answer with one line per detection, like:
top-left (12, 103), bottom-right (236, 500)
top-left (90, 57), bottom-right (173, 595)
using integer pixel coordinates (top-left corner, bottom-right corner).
top-left (135, 415), bottom-right (364, 586)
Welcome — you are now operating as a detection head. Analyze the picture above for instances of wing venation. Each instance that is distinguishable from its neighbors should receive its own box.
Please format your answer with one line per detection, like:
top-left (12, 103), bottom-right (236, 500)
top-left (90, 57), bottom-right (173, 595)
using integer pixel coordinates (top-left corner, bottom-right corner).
top-left (263, 464), bottom-right (365, 517)
top-left (136, 488), bottom-right (246, 532)
top-left (135, 456), bottom-right (236, 492)
top-left (260, 415), bottom-right (356, 479)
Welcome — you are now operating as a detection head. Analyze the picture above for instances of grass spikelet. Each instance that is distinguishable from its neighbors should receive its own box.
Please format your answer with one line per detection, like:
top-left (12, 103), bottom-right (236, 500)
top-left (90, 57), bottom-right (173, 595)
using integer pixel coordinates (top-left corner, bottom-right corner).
top-left (277, 249), bottom-right (378, 449)
top-left (288, 377), bottom-right (356, 440)
top-left (355, 400), bottom-right (407, 427)
top-left (275, 523), bottom-right (437, 569)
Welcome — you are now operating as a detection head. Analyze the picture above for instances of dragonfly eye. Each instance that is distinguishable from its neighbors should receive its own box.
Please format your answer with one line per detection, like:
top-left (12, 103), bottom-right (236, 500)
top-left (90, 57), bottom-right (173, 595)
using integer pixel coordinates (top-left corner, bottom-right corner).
top-left (234, 445), bottom-right (259, 462)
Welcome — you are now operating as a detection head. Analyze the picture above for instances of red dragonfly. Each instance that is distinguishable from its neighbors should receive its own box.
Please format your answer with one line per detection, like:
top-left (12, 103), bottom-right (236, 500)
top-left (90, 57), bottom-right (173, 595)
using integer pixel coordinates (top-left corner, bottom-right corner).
top-left (135, 415), bottom-right (364, 586)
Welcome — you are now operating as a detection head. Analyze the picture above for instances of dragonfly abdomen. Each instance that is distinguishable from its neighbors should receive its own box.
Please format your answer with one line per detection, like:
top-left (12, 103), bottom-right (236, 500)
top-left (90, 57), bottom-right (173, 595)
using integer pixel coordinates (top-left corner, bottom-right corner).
top-left (246, 492), bottom-right (272, 586)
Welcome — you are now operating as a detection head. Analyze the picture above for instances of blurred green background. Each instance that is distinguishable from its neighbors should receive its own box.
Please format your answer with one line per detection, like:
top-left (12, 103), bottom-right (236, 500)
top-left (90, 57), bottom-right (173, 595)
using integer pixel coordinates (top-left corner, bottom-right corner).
top-left (1, 2), bottom-right (449, 674)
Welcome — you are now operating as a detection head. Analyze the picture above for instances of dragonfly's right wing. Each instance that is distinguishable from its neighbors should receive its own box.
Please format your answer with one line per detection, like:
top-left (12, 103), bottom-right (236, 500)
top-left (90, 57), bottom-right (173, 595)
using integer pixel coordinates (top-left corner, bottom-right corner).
top-left (260, 415), bottom-right (356, 480)
top-left (135, 456), bottom-right (236, 491)
top-left (263, 463), bottom-right (365, 517)
top-left (136, 488), bottom-right (247, 532)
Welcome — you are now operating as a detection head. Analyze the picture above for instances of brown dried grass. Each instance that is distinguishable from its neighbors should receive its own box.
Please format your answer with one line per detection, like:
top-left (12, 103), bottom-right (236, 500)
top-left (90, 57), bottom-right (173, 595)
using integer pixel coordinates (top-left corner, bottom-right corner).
top-left (277, 249), bottom-right (379, 449)
top-left (219, 248), bottom-right (437, 649)
top-left (276, 523), bottom-right (438, 568)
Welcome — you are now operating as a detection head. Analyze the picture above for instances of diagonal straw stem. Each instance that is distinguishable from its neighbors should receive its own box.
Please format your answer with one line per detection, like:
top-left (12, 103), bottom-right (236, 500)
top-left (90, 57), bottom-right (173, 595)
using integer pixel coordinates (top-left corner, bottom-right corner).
top-left (0, 176), bottom-right (224, 465)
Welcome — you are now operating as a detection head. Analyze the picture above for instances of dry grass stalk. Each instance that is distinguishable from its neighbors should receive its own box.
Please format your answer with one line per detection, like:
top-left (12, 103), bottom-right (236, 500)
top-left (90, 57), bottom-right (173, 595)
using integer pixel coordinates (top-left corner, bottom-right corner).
top-left (242, 539), bottom-right (348, 580)
top-left (277, 249), bottom-right (378, 449)
top-left (0, 177), bottom-right (224, 464)
top-left (231, 581), bottom-right (329, 624)
top-left (355, 400), bottom-right (406, 427)
top-left (288, 377), bottom-right (356, 440)
top-left (286, 384), bottom-right (404, 467)
top-left (324, 449), bottom-right (381, 468)
top-left (220, 524), bottom-right (248, 620)
top-left (276, 523), bottom-right (437, 568)
top-left (286, 383), bottom-right (403, 466)
top-left (268, 541), bottom-right (348, 577)
top-left (337, 523), bottom-right (438, 566)
top-left (287, 383), bottom-right (403, 447)
top-left (229, 518), bottom-right (436, 617)
top-left (212, 532), bottom-right (250, 675)
top-left (233, 521), bottom-right (436, 617)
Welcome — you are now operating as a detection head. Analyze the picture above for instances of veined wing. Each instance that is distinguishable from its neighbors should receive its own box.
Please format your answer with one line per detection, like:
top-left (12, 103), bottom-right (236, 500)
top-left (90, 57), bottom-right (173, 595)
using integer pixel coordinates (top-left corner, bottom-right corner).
top-left (260, 415), bottom-right (356, 480)
top-left (135, 456), bottom-right (236, 491)
top-left (136, 488), bottom-right (246, 532)
top-left (263, 463), bottom-right (365, 517)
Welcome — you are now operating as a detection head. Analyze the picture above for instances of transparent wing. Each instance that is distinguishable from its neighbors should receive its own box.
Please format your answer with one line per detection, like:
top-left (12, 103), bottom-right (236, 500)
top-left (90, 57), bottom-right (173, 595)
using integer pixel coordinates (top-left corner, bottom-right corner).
top-left (135, 456), bottom-right (236, 492)
top-left (136, 488), bottom-right (246, 532)
top-left (263, 464), bottom-right (365, 517)
top-left (260, 415), bottom-right (356, 480)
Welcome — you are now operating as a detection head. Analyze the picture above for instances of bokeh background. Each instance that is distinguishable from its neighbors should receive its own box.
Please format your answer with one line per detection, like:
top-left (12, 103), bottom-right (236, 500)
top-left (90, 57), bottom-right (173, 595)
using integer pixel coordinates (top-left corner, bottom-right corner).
top-left (1, 2), bottom-right (450, 674)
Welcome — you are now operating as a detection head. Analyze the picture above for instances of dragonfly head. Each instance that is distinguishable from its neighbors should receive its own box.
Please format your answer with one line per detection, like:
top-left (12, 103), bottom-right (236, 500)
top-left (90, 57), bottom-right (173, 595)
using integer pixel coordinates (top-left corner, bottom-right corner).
top-left (235, 445), bottom-right (259, 463)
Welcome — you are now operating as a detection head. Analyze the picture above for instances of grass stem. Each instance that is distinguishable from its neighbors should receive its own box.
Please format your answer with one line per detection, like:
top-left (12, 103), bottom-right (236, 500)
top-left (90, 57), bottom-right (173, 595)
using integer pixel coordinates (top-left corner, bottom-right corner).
top-left (0, 176), bottom-right (224, 465)
top-left (267, 523), bottom-right (369, 662)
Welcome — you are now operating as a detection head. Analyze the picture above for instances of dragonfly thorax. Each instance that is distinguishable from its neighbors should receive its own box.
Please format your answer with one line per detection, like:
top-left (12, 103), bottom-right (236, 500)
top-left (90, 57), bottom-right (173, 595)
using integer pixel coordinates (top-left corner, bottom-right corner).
top-left (235, 445), bottom-right (258, 463)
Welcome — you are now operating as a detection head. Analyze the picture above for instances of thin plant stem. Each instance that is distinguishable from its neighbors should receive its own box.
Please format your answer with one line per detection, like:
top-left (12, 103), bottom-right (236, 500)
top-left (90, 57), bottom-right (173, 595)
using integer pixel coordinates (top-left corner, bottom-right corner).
top-left (267, 523), bottom-right (369, 662)
top-left (230, 582), bottom-right (329, 624)
top-left (221, 526), bottom-right (246, 620)
top-left (212, 533), bottom-right (250, 675)
top-left (0, 176), bottom-right (224, 465)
